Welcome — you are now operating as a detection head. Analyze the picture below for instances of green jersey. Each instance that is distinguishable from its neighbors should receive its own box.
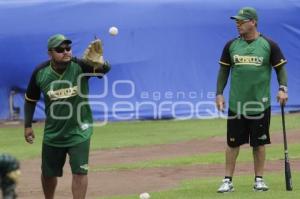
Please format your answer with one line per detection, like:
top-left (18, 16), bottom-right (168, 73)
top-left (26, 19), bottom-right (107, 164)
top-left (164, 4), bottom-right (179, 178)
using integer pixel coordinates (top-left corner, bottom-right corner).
top-left (219, 35), bottom-right (287, 115)
top-left (25, 58), bottom-right (110, 147)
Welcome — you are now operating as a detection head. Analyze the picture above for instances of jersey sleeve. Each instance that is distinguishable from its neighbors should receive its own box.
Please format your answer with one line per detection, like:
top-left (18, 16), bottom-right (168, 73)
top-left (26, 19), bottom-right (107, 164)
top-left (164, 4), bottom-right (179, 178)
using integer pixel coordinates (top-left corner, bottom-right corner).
top-left (264, 36), bottom-right (287, 67)
top-left (73, 57), bottom-right (111, 75)
top-left (219, 39), bottom-right (235, 66)
top-left (74, 58), bottom-right (95, 73)
top-left (25, 68), bottom-right (41, 102)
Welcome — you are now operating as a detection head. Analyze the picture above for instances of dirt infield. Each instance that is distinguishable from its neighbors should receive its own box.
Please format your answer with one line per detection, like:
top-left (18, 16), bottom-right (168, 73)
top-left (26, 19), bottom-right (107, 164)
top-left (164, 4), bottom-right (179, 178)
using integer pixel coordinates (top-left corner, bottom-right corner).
top-left (17, 130), bottom-right (300, 199)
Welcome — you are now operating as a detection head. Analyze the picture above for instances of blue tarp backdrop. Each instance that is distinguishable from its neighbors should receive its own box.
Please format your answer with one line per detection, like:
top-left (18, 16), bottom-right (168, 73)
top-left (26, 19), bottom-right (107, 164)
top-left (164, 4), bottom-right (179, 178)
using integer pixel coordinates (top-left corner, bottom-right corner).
top-left (0, 0), bottom-right (299, 121)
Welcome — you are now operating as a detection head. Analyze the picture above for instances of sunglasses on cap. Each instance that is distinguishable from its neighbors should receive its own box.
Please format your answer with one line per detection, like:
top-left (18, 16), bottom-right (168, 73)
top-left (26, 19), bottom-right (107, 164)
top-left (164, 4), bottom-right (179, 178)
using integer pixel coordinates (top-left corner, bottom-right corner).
top-left (53, 46), bottom-right (72, 53)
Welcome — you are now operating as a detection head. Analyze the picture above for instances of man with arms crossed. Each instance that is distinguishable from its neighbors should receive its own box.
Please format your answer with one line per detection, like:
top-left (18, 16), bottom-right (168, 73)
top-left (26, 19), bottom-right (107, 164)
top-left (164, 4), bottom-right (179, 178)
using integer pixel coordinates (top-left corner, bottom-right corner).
top-left (216, 7), bottom-right (288, 192)
top-left (24, 34), bottom-right (110, 199)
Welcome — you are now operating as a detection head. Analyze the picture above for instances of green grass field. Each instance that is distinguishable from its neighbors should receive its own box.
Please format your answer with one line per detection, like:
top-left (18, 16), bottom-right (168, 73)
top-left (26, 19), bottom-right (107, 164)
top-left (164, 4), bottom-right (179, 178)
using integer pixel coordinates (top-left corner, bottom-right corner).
top-left (1, 113), bottom-right (300, 160)
top-left (0, 113), bottom-right (299, 199)
top-left (91, 142), bottom-right (300, 172)
top-left (99, 172), bottom-right (300, 199)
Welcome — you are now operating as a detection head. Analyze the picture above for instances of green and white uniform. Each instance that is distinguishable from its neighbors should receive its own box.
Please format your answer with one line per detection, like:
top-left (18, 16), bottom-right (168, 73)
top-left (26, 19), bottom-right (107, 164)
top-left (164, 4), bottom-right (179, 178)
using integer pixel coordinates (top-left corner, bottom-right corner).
top-left (25, 58), bottom-right (110, 147)
top-left (219, 35), bottom-right (287, 115)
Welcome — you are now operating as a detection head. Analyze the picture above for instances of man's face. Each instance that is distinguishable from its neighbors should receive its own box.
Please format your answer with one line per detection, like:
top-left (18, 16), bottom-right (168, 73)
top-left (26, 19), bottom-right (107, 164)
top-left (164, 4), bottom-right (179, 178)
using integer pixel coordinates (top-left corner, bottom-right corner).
top-left (235, 19), bottom-right (256, 35)
top-left (48, 43), bottom-right (72, 63)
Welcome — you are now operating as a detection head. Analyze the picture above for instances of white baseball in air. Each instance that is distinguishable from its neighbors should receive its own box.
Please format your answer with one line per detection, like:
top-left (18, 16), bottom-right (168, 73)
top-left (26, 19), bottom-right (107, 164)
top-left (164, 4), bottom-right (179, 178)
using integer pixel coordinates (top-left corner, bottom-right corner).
top-left (139, 192), bottom-right (150, 199)
top-left (109, 26), bottom-right (118, 36)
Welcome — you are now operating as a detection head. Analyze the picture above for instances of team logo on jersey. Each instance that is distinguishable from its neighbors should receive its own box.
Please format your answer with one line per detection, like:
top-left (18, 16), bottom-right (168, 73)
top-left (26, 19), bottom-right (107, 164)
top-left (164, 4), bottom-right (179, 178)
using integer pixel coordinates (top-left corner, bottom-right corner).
top-left (262, 97), bottom-right (268, 102)
top-left (81, 123), bottom-right (89, 131)
top-left (80, 164), bottom-right (89, 171)
top-left (233, 55), bottom-right (263, 66)
top-left (47, 86), bottom-right (78, 100)
top-left (258, 134), bottom-right (267, 140)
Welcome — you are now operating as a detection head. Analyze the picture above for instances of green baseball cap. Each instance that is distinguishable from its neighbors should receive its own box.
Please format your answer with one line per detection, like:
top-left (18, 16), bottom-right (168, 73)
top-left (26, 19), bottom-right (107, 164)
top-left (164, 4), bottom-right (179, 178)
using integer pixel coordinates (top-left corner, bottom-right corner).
top-left (47, 34), bottom-right (72, 49)
top-left (230, 7), bottom-right (258, 21)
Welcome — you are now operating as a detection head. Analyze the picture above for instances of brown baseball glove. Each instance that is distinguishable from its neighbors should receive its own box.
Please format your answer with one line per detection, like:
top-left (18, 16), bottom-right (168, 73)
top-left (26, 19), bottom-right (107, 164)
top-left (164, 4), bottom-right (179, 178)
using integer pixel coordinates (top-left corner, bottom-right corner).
top-left (82, 39), bottom-right (104, 67)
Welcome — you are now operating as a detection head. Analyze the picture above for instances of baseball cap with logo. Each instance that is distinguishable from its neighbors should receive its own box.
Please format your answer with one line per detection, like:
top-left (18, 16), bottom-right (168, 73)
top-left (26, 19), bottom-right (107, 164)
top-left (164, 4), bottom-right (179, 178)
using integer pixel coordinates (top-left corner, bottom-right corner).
top-left (230, 7), bottom-right (258, 21)
top-left (47, 34), bottom-right (72, 50)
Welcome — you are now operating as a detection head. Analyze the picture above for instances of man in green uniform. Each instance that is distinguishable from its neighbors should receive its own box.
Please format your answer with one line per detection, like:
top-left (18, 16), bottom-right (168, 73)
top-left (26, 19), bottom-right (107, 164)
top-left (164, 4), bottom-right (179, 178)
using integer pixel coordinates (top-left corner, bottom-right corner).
top-left (216, 7), bottom-right (288, 193)
top-left (0, 154), bottom-right (20, 199)
top-left (24, 34), bottom-right (110, 199)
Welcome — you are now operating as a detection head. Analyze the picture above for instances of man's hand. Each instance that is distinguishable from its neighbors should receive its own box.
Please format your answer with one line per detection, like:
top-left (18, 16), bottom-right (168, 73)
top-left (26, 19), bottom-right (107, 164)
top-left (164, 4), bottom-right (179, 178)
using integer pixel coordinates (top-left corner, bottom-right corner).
top-left (216, 94), bottom-right (225, 112)
top-left (82, 39), bottom-right (104, 67)
top-left (277, 90), bottom-right (288, 106)
top-left (24, 127), bottom-right (35, 144)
